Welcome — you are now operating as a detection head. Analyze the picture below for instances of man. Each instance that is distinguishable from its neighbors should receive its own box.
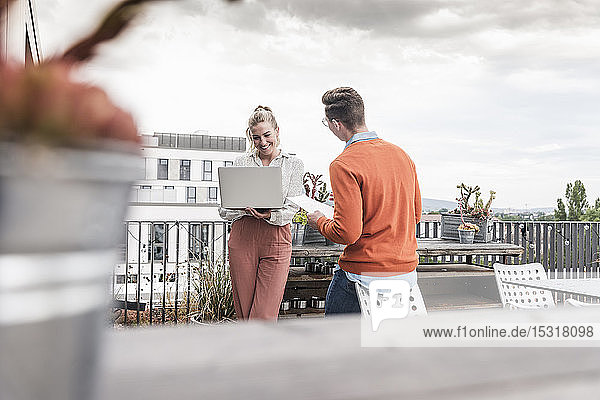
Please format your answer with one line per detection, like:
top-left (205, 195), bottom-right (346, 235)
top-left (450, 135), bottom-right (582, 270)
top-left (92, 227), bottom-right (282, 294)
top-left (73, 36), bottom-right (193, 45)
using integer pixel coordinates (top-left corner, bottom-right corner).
top-left (307, 87), bottom-right (422, 315)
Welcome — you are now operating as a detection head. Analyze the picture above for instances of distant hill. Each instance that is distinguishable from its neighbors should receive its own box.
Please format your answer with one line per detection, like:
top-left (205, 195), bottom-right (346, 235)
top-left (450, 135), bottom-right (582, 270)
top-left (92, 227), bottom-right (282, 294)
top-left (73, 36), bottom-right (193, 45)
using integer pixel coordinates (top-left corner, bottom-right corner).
top-left (493, 207), bottom-right (555, 214)
top-left (422, 198), bottom-right (456, 212)
top-left (421, 198), bottom-right (554, 214)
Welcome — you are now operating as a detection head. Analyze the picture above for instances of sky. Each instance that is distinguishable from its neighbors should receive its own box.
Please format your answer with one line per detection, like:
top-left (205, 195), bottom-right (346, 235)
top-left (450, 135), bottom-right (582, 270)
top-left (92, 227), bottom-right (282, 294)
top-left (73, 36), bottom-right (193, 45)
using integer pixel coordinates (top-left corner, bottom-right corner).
top-left (35, 0), bottom-right (600, 209)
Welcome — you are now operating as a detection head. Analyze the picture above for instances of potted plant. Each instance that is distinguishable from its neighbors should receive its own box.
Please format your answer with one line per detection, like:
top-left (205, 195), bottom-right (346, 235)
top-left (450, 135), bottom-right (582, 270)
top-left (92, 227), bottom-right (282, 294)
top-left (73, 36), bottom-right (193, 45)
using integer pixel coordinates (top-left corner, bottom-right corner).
top-left (0, 1), bottom-right (241, 399)
top-left (291, 171), bottom-right (333, 246)
top-left (189, 258), bottom-right (236, 324)
top-left (441, 183), bottom-right (496, 242)
top-left (457, 222), bottom-right (479, 244)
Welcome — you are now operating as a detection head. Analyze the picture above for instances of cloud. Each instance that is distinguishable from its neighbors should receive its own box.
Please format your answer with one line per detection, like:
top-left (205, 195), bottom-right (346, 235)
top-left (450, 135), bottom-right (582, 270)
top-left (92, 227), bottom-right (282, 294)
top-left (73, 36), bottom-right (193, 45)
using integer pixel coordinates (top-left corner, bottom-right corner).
top-left (35, 0), bottom-right (600, 207)
top-left (182, 0), bottom-right (600, 40)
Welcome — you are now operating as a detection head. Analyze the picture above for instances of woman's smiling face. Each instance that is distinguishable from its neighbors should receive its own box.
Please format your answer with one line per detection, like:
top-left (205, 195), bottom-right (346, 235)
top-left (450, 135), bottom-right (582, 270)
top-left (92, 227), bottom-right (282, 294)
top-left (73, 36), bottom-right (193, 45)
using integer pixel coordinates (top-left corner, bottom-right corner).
top-left (250, 121), bottom-right (279, 158)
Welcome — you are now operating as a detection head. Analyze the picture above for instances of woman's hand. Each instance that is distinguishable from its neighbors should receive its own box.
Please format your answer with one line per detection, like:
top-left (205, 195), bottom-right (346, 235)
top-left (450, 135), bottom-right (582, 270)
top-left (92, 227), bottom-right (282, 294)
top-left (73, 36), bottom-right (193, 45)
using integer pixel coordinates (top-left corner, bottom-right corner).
top-left (246, 208), bottom-right (272, 220)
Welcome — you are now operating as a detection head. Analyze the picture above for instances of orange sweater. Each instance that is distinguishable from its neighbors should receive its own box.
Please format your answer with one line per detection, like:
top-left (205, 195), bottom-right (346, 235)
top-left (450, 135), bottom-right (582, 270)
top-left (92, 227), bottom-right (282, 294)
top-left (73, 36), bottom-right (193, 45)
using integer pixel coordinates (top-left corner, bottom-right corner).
top-left (317, 139), bottom-right (422, 275)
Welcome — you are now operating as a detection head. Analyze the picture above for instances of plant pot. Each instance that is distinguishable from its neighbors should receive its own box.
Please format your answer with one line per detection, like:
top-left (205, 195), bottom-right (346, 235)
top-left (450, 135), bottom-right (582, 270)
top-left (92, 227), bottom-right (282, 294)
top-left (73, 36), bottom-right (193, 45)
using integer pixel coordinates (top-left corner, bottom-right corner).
top-left (440, 213), bottom-right (492, 243)
top-left (0, 142), bottom-right (141, 400)
top-left (291, 222), bottom-right (305, 246)
top-left (457, 229), bottom-right (475, 244)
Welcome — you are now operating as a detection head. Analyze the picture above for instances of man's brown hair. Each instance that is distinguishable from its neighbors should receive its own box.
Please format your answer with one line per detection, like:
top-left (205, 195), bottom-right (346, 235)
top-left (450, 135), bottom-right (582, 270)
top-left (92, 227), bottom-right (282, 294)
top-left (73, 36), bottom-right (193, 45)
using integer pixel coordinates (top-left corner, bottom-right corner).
top-left (322, 87), bottom-right (365, 132)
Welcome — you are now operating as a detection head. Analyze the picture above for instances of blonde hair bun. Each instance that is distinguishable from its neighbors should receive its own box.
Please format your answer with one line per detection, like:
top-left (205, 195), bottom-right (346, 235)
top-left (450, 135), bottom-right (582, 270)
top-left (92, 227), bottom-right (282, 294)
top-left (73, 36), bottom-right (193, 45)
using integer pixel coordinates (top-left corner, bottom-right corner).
top-left (254, 105), bottom-right (272, 113)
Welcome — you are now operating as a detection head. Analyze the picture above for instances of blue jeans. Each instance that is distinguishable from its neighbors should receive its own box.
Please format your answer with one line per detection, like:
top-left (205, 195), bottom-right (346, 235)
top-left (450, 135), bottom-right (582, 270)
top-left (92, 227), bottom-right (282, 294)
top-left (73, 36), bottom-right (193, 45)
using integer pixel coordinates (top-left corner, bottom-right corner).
top-left (325, 269), bottom-right (361, 315)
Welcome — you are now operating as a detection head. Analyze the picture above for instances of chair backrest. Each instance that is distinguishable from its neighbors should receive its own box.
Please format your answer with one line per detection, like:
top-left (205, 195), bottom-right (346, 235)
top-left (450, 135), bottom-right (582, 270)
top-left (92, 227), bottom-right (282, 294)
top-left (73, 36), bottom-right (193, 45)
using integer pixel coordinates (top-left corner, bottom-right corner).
top-left (492, 262), bottom-right (555, 309)
top-left (356, 280), bottom-right (427, 331)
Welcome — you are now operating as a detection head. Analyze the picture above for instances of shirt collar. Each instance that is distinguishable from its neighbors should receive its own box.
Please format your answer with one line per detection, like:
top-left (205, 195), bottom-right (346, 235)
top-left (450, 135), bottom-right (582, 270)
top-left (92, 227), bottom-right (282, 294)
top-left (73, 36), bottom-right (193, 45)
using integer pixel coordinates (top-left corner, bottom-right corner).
top-left (344, 131), bottom-right (378, 149)
top-left (250, 149), bottom-right (289, 165)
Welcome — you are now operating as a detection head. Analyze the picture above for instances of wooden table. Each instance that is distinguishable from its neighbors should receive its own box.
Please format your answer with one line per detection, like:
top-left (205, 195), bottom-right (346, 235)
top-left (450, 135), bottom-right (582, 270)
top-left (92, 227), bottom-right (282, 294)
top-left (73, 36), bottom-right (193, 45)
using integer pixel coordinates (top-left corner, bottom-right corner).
top-left (502, 278), bottom-right (600, 299)
top-left (292, 238), bottom-right (524, 265)
top-left (286, 240), bottom-right (522, 315)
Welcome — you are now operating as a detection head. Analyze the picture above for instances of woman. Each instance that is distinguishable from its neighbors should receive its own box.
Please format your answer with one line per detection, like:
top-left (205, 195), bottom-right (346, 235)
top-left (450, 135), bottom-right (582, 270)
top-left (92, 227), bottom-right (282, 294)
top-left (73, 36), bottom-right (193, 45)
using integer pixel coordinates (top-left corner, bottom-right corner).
top-left (219, 106), bottom-right (304, 321)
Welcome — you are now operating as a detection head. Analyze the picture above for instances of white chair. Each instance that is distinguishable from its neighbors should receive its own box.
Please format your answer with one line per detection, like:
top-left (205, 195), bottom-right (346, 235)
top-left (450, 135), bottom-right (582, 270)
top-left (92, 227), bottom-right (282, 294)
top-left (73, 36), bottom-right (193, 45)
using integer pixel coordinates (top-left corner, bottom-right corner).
top-left (493, 262), bottom-right (591, 309)
top-left (355, 280), bottom-right (427, 331)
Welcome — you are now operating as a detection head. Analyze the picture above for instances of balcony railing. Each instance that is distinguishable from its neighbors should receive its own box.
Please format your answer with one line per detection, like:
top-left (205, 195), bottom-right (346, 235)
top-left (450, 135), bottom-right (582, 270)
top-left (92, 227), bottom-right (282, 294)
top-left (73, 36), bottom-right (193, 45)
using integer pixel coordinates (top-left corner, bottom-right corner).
top-left (112, 220), bottom-right (600, 326)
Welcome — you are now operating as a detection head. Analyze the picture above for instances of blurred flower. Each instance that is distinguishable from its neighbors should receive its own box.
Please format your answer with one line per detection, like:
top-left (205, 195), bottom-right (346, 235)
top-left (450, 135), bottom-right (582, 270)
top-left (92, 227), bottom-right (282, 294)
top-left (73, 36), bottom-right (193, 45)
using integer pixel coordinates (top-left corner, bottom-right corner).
top-left (0, 61), bottom-right (139, 148)
top-left (0, 0), bottom-right (239, 150)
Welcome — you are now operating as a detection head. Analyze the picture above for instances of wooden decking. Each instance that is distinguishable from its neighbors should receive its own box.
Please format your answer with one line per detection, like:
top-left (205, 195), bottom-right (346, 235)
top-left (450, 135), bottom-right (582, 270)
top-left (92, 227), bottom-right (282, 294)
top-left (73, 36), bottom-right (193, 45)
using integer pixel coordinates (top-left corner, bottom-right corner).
top-left (97, 308), bottom-right (600, 400)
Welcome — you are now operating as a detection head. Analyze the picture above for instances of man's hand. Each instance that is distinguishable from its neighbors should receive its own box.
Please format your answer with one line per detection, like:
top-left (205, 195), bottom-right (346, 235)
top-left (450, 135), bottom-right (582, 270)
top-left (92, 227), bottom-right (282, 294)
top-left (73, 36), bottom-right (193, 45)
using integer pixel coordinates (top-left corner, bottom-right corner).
top-left (307, 210), bottom-right (325, 229)
top-left (246, 207), bottom-right (272, 220)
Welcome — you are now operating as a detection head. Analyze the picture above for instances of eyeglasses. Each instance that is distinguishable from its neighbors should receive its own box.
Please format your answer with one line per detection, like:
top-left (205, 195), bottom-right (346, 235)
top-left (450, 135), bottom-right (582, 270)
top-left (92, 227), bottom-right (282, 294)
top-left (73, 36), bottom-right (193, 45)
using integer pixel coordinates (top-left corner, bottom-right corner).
top-left (322, 117), bottom-right (337, 127)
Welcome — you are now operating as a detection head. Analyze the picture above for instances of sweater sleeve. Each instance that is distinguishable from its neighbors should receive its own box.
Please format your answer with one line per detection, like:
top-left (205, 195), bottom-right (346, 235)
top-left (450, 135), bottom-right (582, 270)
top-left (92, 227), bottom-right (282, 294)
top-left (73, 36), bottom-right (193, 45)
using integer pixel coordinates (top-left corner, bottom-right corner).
top-left (266, 157), bottom-right (304, 226)
top-left (317, 160), bottom-right (363, 245)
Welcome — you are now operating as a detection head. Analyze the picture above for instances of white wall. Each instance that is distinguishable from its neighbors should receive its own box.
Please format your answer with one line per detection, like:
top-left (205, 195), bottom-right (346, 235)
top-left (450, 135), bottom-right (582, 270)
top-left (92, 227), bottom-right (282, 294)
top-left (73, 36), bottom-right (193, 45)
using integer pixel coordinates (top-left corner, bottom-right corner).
top-left (133, 140), bottom-right (241, 206)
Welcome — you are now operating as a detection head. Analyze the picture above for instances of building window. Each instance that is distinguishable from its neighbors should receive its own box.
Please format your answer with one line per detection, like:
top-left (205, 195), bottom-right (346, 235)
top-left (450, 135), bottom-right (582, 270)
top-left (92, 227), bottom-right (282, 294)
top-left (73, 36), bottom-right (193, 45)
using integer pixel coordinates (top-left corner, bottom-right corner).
top-left (189, 224), bottom-right (201, 261)
top-left (116, 275), bottom-right (126, 284)
top-left (188, 224), bottom-right (210, 261)
top-left (164, 186), bottom-right (174, 190)
top-left (208, 187), bottom-right (218, 202)
top-left (150, 223), bottom-right (165, 261)
top-left (141, 185), bottom-right (151, 190)
top-left (202, 160), bottom-right (212, 181)
top-left (224, 161), bottom-right (233, 167)
top-left (180, 159), bottom-right (191, 180)
top-left (186, 187), bottom-right (196, 203)
top-left (157, 159), bottom-right (168, 180)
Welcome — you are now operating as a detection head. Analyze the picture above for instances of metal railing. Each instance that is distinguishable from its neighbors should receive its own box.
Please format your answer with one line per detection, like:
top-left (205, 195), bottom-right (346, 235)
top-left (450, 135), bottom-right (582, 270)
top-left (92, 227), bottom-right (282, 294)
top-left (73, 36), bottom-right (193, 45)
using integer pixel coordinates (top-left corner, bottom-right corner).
top-left (112, 219), bottom-right (600, 325)
top-left (112, 221), bottom-right (230, 326)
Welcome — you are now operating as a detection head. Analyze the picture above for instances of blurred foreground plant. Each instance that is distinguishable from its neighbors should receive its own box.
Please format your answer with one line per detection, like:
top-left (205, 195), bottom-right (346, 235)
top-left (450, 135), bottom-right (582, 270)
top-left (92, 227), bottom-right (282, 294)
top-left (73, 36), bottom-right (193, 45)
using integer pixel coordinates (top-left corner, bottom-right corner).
top-left (0, 0), bottom-right (239, 150)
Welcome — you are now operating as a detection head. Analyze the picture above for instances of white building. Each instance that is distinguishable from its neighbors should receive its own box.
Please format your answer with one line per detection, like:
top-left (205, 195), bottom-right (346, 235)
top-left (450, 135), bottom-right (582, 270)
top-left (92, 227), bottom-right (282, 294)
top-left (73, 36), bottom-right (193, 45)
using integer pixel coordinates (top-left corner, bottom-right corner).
top-left (126, 131), bottom-right (246, 221)
top-left (114, 131), bottom-right (247, 307)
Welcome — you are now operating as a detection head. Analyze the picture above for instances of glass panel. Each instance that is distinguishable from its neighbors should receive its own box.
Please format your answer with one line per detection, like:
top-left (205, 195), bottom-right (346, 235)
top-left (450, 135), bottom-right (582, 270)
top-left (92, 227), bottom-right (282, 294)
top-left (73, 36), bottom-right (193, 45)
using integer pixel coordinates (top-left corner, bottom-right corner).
top-left (180, 159), bottom-right (191, 180)
top-left (208, 187), bottom-right (218, 202)
top-left (203, 160), bottom-right (212, 181)
top-left (186, 187), bottom-right (196, 203)
top-left (157, 159), bottom-right (168, 180)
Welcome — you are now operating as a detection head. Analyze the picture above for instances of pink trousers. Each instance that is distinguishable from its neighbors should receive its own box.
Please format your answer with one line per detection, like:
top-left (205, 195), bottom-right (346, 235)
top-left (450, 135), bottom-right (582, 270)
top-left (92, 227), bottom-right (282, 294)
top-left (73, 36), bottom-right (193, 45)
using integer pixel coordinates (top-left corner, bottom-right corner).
top-left (228, 217), bottom-right (292, 321)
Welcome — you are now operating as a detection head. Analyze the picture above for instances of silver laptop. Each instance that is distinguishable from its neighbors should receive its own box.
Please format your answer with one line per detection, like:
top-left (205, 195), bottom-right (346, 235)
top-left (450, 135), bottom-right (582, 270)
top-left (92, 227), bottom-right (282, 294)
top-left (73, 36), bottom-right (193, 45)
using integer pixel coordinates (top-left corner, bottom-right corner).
top-left (218, 167), bottom-right (284, 209)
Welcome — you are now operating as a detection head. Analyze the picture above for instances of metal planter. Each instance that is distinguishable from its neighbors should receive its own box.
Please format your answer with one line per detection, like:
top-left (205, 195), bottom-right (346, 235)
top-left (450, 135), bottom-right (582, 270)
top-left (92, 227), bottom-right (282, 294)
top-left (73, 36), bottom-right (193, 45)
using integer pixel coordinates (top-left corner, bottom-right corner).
top-left (440, 213), bottom-right (492, 243)
top-left (0, 143), bottom-right (142, 400)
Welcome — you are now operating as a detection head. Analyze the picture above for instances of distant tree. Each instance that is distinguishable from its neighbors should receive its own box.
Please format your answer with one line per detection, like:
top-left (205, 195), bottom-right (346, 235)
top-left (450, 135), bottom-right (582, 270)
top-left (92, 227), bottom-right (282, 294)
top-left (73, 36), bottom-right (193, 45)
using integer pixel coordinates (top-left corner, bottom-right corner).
top-left (497, 214), bottom-right (526, 221)
top-left (439, 208), bottom-right (449, 213)
top-left (582, 198), bottom-right (600, 222)
top-left (537, 214), bottom-right (557, 221)
top-left (565, 180), bottom-right (588, 220)
top-left (555, 198), bottom-right (567, 221)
